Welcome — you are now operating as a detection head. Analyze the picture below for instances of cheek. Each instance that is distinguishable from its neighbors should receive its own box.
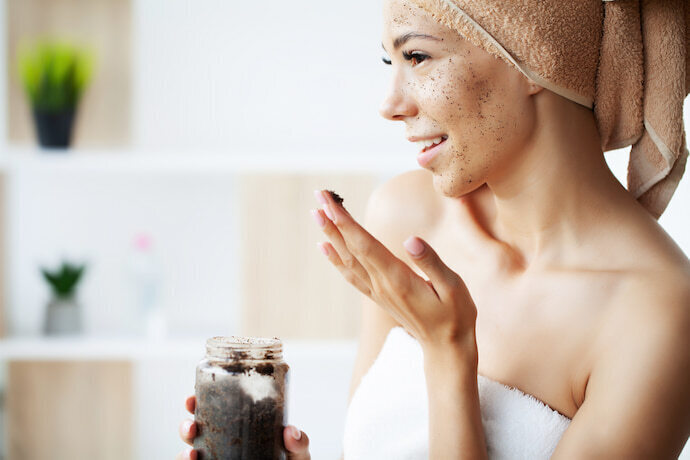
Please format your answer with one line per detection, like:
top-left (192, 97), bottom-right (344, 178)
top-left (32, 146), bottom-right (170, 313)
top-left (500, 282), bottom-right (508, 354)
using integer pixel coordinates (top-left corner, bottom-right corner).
top-left (419, 61), bottom-right (502, 148)
top-left (422, 61), bottom-right (469, 123)
top-left (440, 140), bottom-right (484, 186)
top-left (430, 61), bottom-right (517, 165)
top-left (432, 60), bottom-right (509, 136)
top-left (415, 56), bottom-right (528, 196)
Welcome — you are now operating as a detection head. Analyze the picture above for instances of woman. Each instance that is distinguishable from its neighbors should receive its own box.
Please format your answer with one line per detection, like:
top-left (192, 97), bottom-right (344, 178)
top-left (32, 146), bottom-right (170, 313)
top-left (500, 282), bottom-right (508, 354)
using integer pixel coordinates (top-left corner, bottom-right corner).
top-left (179, 0), bottom-right (690, 458)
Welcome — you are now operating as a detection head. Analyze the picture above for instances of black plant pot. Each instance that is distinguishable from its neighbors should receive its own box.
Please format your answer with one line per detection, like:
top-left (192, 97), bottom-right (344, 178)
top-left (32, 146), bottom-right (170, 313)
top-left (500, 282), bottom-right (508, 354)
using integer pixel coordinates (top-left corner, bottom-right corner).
top-left (32, 107), bottom-right (76, 149)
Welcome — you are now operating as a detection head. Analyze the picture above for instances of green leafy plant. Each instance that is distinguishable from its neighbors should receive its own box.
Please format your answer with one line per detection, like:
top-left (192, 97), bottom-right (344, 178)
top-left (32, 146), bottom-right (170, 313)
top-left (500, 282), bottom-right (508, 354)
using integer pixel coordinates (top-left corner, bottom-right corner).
top-left (40, 261), bottom-right (86, 299)
top-left (17, 41), bottom-right (95, 112)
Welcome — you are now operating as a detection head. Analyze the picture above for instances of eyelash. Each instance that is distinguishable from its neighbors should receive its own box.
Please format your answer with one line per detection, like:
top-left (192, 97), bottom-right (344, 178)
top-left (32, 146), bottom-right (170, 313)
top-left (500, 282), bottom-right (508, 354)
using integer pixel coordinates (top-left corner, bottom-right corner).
top-left (381, 51), bottom-right (430, 66)
top-left (403, 51), bottom-right (429, 66)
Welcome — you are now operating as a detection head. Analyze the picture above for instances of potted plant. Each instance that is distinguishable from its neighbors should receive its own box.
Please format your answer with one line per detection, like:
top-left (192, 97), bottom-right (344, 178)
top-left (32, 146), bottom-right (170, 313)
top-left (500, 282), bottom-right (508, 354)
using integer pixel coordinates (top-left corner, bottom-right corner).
top-left (17, 41), bottom-right (94, 148)
top-left (41, 261), bottom-right (87, 335)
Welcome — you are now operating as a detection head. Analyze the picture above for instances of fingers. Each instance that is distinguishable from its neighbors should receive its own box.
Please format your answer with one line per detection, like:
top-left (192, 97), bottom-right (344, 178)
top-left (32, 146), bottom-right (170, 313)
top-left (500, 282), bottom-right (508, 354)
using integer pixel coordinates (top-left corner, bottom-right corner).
top-left (175, 447), bottom-right (197, 460)
top-left (185, 395), bottom-right (196, 414)
top-left (314, 189), bottom-right (397, 274)
top-left (318, 241), bottom-right (373, 298)
top-left (177, 396), bottom-right (197, 458)
top-left (178, 423), bottom-right (307, 460)
top-left (284, 425), bottom-right (311, 460)
top-left (313, 189), bottom-right (430, 308)
top-left (403, 236), bottom-right (462, 301)
top-left (179, 419), bottom-right (196, 446)
top-left (311, 206), bottom-right (372, 287)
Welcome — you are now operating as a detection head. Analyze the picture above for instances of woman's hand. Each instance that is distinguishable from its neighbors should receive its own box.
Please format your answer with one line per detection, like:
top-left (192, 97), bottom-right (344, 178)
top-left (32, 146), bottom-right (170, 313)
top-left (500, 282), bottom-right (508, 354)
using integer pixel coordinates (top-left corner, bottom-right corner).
top-left (312, 189), bottom-right (482, 354)
top-left (176, 395), bottom-right (311, 460)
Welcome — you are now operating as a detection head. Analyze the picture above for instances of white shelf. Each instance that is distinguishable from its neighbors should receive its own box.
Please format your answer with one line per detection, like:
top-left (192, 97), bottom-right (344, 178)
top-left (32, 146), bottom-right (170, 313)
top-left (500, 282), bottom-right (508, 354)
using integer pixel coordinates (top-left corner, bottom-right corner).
top-left (0, 145), bottom-right (416, 174)
top-left (0, 335), bottom-right (208, 360)
top-left (0, 335), bottom-right (357, 361)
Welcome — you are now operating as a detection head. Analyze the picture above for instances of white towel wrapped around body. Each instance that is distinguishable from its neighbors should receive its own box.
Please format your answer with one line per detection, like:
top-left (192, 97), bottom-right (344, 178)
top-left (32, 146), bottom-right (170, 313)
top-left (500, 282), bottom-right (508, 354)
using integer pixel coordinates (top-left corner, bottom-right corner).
top-left (343, 327), bottom-right (571, 459)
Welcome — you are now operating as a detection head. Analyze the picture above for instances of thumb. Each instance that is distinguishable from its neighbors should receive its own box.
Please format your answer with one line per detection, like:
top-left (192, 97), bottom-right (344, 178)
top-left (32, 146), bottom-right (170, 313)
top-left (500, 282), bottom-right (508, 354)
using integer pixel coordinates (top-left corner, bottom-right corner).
top-left (284, 425), bottom-right (311, 460)
top-left (403, 236), bottom-right (460, 298)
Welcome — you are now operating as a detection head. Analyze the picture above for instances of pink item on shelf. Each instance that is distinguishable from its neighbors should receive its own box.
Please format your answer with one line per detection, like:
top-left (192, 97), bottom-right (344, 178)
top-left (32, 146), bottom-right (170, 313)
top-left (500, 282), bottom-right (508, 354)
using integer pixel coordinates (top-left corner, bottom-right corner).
top-left (133, 233), bottom-right (153, 251)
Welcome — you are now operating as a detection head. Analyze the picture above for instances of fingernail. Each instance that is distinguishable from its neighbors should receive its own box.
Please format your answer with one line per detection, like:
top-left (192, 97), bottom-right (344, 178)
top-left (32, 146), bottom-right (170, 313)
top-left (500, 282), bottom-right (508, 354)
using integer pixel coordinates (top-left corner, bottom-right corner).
top-left (291, 426), bottom-right (302, 440)
top-left (311, 209), bottom-right (326, 227)
top-left (314, 189), bottom-right (328, 205)
top-left (183, 419), bottom-right (193, 434)
top-left (403, 236), bottom-right (424, 256)
top-left (322, 204), bottom-right (334, 221)
top-left (318, 242), bottom-right (329, 256)
top-left (184, 447), bottom-right (194, 459)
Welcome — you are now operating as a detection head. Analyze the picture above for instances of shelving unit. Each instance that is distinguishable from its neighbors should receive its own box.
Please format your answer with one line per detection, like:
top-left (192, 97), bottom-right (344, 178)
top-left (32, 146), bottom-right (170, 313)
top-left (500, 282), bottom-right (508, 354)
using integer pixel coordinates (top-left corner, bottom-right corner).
top-left (0, 137), bottom-right (405, 460)
top-left (0, 0), bottom-right (403, 457)
top-left (0, 334), bottom-right (356, 361)
top-left (0, 335), bottom-right (208, 360)
top-left (0, 145), bottom-right (415, 174)
top-left (0, 142), bottom-right (393, 457)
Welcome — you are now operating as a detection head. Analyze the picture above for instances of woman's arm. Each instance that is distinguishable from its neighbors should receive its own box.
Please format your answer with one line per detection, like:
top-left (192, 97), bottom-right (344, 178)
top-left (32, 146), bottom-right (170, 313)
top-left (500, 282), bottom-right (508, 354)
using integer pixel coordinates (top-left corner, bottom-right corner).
top-left (314, 188), bottom-right (496, 459)
top-left (424, 340), bottom-right (488, 460)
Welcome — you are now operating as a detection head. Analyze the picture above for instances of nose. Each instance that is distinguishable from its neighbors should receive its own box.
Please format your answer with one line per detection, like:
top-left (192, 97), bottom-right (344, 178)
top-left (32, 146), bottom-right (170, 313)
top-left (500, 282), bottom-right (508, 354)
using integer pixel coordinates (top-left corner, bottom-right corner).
top-left (379, 73), bottom-right (417, 121)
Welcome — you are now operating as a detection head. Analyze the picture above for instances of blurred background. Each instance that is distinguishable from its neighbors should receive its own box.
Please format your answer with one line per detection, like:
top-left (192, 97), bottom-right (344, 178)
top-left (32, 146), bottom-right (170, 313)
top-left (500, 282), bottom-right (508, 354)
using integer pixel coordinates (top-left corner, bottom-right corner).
top-left (0, 0), bottom-right (687, 459)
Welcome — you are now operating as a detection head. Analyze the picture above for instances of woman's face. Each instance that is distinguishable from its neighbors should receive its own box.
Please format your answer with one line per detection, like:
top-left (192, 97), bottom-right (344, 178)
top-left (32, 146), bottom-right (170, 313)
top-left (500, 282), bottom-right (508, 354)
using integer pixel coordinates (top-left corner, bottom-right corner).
top-left (380, 0), bottom-right (538, 197)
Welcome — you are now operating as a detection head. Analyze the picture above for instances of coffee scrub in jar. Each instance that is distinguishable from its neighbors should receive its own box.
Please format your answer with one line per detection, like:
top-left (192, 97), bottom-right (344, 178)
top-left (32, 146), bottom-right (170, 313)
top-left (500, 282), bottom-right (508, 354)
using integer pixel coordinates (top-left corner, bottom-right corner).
top-left (194, 336), bottom-right (289, 459)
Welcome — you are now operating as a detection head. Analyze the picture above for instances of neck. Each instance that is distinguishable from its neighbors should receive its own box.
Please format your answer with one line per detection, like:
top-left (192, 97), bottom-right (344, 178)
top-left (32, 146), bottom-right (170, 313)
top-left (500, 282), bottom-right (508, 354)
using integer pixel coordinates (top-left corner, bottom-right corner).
top-left (484, 96), bottom-right (635, 271)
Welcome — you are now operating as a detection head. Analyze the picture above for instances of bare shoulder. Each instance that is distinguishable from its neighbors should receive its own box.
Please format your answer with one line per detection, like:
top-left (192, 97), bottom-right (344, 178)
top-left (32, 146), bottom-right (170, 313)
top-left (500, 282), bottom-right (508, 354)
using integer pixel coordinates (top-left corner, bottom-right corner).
top-left (554, 269), bottom-right (690, 457)
top-left (613, 263), bottom-right (690, 322)
top-left (365, 169), bottom-right (442, 256)
top-left (588, 207), bottom-right (690, 318)
top-left (598, 266), bottom-right (690, 352)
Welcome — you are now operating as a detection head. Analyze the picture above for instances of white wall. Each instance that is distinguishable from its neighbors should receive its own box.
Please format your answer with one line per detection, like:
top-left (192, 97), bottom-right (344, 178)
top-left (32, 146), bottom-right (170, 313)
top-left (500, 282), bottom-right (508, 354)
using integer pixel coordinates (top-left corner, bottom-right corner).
top-left (132, 0), bottom-right (410, 155)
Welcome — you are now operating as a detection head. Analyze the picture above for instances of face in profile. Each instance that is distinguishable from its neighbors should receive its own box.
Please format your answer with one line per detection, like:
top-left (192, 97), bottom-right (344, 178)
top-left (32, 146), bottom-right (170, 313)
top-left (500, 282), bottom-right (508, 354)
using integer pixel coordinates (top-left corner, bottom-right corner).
top-left (380, 0), bottom-right (539, 197)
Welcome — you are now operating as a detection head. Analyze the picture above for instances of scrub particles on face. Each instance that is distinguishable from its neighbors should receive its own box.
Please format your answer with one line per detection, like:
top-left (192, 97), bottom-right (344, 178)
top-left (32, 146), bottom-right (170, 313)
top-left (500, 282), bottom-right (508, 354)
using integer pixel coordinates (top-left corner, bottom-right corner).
top-left (384, 0), bottom-right (518, 195)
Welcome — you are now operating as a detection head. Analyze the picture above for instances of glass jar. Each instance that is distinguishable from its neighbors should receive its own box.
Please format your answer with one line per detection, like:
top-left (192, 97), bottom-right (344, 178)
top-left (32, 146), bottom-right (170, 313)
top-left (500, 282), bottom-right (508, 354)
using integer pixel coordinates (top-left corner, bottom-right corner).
top-left (194, 336), bottom-right (289, 459)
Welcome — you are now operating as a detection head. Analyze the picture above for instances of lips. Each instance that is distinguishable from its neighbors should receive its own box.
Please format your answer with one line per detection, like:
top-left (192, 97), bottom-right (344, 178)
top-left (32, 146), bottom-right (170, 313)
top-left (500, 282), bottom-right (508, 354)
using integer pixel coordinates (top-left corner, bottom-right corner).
top-left (417, 137), bottom-right (447, 167)
top-left (412, 134), bottom-right (448, 153)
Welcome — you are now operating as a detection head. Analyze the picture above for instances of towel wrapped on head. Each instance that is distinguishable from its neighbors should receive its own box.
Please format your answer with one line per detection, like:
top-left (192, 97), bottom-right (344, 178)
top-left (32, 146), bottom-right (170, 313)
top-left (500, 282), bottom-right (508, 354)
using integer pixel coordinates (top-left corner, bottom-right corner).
top-left (409, 0), bottom-right (689, 219)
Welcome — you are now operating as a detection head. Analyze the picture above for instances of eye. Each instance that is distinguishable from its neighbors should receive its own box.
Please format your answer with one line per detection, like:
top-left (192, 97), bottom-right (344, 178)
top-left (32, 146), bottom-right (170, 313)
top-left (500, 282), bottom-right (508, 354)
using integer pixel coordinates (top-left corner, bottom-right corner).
top-left (402, 51), bottom-right (429, 66)
top-left (382, 56), bottom-right (392, 65)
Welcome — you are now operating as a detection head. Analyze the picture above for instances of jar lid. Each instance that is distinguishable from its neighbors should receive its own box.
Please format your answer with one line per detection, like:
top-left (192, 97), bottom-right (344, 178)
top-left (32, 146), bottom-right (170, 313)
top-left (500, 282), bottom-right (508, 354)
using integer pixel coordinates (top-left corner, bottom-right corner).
top-left (205, 336), bottom-right (283, 361)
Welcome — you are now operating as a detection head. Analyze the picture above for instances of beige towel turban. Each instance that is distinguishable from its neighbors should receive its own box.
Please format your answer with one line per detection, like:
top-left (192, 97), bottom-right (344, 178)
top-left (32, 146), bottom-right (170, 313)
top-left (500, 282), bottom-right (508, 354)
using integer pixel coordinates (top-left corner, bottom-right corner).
top-left (409, 0), bottom-right (689, 220)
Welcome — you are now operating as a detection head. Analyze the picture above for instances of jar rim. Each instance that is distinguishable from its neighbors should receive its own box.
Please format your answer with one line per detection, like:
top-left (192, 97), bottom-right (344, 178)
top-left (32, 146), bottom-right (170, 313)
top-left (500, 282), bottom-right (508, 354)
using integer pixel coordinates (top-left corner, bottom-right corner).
top-left (206, 336), bottom-right (282, 349)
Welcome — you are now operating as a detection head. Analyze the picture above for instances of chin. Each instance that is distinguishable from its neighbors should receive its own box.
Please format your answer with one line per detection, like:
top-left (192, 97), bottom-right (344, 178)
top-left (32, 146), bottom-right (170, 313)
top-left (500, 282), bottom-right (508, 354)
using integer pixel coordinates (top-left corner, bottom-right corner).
top-left (431, 172), bottom-right (478, 198)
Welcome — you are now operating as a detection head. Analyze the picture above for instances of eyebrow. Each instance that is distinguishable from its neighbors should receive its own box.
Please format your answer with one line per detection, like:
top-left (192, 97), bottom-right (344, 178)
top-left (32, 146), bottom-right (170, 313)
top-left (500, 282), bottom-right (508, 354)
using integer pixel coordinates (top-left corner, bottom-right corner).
top-left (381, 32), bottom-right (442, 52)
